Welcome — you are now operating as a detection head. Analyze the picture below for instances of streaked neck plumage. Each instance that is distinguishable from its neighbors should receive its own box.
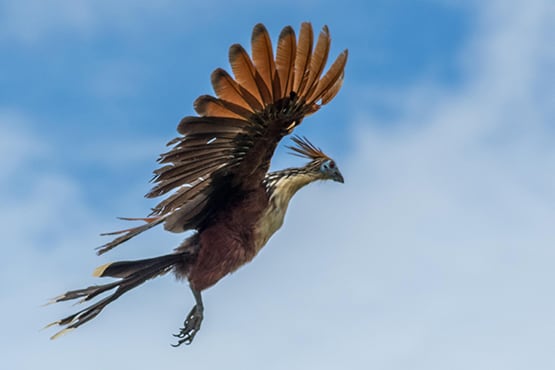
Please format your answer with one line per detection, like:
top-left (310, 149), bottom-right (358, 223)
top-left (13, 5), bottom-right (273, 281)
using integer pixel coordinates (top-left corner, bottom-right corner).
top-left (264, 168), bottom-right (317, 202)
top-left (254, 167), bottom-right (318, 252)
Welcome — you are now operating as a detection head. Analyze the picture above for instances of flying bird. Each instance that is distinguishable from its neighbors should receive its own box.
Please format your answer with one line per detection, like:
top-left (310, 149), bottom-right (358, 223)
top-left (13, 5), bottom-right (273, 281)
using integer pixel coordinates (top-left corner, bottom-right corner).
top-left (47, 22), bottom-right (348, 346)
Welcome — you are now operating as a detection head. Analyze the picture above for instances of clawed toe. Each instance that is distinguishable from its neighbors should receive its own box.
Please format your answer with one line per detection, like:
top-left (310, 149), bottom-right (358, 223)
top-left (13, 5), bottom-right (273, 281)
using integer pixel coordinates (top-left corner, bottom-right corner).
top-left (171, 305), bottom-right (203, 347)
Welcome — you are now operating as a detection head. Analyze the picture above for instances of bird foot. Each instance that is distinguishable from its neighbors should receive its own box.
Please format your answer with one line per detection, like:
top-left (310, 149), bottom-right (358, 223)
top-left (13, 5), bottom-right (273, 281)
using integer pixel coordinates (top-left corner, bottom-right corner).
top-left (172, 305), bottom-right (203, 346)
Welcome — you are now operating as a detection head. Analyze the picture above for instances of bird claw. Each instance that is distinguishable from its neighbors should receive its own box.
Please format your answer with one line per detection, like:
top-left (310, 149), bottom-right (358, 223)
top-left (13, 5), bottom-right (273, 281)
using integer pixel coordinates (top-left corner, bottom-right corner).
top-left (171, 305), bottom-right (203, 347)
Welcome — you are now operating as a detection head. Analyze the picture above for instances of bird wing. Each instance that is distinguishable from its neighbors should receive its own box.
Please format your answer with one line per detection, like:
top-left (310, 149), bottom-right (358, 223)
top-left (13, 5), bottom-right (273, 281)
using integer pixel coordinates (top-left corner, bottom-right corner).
top-left (97, 23), bottom-right (347, 255)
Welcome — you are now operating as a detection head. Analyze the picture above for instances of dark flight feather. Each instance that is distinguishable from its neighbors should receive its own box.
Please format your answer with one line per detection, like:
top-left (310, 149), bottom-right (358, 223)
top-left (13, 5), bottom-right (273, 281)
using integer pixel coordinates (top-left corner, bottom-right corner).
top-left (46, 253), bottom-right (186, 338)
top-left (194, 95), bottom-right (251, 119)
top-left (48, 23), bottom-right (348, 343)
top-left (99, 22), bottom-right (348, 253)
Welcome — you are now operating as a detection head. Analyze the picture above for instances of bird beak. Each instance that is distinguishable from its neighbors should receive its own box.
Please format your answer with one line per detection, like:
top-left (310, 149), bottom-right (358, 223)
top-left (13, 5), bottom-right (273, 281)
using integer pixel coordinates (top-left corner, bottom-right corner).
top-left (333, 170), bottom-right (344, 183)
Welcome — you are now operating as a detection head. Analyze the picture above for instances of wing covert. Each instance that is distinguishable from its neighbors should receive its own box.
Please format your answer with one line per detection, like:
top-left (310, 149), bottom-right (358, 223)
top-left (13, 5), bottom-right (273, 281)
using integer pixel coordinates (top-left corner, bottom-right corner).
top-left (100, 22), bottom-right (347, 252)
top-left (150, 22), bottom-right (347, 230)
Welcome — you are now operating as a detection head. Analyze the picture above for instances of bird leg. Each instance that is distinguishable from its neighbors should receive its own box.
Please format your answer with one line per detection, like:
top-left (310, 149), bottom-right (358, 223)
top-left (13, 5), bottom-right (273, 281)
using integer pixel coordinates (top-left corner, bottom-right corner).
top-left (172, 288), bottom-right (204, 346)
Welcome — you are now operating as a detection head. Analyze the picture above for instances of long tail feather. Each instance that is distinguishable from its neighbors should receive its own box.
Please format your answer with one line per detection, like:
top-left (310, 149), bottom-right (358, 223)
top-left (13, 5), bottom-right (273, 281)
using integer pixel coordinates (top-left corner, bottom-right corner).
top-left (46, 253), bottom-right (187, 340)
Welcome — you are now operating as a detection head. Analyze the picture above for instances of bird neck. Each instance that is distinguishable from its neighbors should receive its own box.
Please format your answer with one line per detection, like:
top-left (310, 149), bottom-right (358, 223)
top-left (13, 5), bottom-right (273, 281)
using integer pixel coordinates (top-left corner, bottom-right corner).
top-left (253, 168), bottom-right (317, 253)
top-left (264, 167), bottom-right (317, 206)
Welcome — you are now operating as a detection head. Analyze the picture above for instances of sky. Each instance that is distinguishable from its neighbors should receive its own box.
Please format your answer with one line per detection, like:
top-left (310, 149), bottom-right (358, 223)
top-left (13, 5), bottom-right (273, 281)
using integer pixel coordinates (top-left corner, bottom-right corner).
top-left (1, 0), bottom-right (554, 369)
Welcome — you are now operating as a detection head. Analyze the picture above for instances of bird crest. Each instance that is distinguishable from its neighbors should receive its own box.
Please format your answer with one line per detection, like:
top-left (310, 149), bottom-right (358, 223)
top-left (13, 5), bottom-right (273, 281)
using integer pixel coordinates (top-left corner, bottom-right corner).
top-left (287, 135), bottom-right (331, 161)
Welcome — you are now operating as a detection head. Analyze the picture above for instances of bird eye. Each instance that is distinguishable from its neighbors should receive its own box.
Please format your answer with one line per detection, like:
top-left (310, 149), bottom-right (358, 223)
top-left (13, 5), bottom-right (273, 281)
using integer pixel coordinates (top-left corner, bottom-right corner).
top-left (320, 160), bottom-right (335, 173)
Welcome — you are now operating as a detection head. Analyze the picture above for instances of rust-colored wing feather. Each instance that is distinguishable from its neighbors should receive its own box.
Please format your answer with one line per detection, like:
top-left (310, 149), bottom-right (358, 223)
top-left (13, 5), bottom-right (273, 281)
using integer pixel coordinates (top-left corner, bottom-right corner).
top-left (97, 22), bottom-right (348, 255)
top-left (275, 26), bottom-right (296, 98)
top-left (308, 50), bottom-right (348, 105)
top-left (251, 24), bottom-right (277, 103)
top-left (299, 25), bottom-right (330, 99)
top-left (292, 23), bottom-right (314, 96)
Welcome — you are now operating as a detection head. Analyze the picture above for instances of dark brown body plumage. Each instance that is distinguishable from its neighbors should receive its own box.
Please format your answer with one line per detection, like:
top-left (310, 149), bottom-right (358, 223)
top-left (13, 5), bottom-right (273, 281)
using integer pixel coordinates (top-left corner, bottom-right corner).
top-left (47, 22), bottom-right (347, 345)
top-left (185, 187), bottom-right (269, 291)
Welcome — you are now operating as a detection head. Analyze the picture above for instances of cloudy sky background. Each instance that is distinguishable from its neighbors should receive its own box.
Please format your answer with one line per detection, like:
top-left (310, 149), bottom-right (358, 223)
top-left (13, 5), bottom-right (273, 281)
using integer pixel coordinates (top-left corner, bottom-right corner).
top-left (1, 0), bottom-right (554, 369)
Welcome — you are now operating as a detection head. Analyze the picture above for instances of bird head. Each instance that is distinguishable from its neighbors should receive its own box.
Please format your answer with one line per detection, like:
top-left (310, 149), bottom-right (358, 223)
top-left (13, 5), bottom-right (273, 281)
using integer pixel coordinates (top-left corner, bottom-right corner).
top-left (287, 136), bottom-right (344, 183)
top-left (317, 157), bottom-right (344, 183)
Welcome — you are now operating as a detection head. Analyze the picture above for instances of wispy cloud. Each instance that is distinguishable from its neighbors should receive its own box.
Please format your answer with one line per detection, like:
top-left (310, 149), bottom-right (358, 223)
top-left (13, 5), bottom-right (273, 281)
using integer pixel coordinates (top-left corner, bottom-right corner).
top-left (0, 0), bottom-right (263, 44)
top-left (1, 0), bottom-right (97, 43)
top-left (288, 1), bottom-right (555, 368)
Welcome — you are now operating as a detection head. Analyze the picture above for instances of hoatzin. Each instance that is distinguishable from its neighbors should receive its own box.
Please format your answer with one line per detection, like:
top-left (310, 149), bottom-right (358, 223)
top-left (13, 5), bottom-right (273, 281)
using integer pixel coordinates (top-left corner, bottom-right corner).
top-left (47, 22), bottom-right (347, 346)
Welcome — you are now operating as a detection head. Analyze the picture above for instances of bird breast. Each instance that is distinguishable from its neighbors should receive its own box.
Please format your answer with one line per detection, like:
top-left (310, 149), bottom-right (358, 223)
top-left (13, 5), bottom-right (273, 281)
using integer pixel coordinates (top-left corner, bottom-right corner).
top-left (253, 171), bottom-right (314, 254)
top-left (253, 193), bottom-right (290, 254)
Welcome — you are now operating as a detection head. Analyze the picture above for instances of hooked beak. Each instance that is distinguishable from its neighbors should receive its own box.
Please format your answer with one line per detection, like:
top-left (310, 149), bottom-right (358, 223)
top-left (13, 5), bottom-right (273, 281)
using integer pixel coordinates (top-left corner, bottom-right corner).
top-left (332, 169), bottom-right (344, 183)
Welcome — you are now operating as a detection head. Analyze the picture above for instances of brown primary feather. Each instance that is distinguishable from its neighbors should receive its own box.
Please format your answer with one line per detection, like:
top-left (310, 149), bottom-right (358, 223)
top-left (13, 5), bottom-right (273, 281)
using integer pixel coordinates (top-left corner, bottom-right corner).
top-left (166, 183), bottom-right (213, 212)
top-left (177, 117), bottom-right (248, 136)
top-left (210, 68), bottom-right (262, 112)
top-left (103, 22), bottom-right (347, 249)
top-left (321, 70), bottom-right (345, 105)
top-left (49, 23), bottom-right (348, 343)
top-left (275, 26), bottom-right (296, 97)
top-left (164, 193), bottom-right (211, 232)
top-left (149, 22), bottom-right (348, 227)
top-left (147, 160), bottom-right (224, 199)
top-left (228, 44), bottom-right (266, 107)
top-left (308, 50), bottom-right (348, 105)
top-left (293, 22), bottom-right (314, 95)
top-left (152, 181), bottom-right (211, 218)
top-left (156, 146), bottom-right (234, 167)
top-left (154, 157), bottom-right (231, 185)
top-left (157, 143), bottom-right (234, 165)
top-left (154, 158), bottom-right (225, 183)
top-left (152, 154), bottom-right (233, 184)
top-left (300, 25), bottom-right (330, 99)
top-left (194, 95), bottom-right (250, 119)
top-left (251, 23), bottom-right (277, 102)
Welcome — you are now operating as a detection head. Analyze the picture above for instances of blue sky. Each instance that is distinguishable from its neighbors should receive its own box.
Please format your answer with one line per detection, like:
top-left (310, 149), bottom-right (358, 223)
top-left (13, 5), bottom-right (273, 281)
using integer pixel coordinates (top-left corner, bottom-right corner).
top-left (1, 1), bottom-right (555, 369)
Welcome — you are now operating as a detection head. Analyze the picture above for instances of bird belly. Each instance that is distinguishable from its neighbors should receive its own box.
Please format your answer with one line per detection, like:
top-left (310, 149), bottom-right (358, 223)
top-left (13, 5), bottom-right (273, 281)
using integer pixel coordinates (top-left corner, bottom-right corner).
top-left (188, 226), bottom-right (256, 291)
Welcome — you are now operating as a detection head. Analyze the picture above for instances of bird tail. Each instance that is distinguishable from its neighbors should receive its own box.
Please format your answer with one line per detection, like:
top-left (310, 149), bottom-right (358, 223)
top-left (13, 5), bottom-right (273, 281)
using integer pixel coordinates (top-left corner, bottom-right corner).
top-left (45, 252), bottom-right (189, 340)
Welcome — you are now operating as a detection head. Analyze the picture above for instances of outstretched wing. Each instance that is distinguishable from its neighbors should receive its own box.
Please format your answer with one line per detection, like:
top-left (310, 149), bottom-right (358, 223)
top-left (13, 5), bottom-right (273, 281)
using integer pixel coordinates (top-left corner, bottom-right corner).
top-left (97, 22), bottom-right (347, 254)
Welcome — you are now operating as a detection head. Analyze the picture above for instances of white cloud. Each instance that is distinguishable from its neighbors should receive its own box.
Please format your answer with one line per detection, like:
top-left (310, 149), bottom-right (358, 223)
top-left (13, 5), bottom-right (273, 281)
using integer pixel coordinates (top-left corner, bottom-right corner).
top-left (0, 0), bottom-right (259, 44)
top-left (0, 0), bottom-right (97, 43)
top-left (86, 59), bottom-right (150, 100)
top-left (0, 110), bottom-right (48, 176)
top-left (286, 1), bottom-right (555, 368)
top-left (2, 1), bottom-right (555, 369)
